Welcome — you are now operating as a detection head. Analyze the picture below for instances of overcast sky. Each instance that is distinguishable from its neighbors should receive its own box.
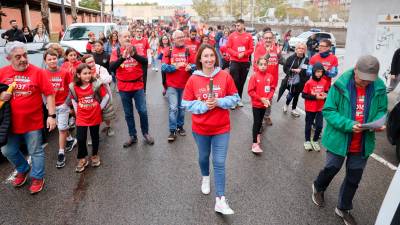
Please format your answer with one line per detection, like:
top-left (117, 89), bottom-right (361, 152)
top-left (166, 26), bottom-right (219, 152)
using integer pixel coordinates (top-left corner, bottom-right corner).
top-left (104, 0), bottom-right (193, 5)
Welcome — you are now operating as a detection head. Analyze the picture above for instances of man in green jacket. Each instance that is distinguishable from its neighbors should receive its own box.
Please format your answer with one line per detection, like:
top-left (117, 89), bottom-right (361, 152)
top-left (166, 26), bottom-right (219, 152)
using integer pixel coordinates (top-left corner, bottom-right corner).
top-left (311, 55), bottom-right (387, 225)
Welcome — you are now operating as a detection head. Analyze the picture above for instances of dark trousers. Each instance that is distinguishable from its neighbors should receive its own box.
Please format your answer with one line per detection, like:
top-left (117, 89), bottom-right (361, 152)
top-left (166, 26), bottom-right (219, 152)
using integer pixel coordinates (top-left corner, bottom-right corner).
top-left (161, 71), bottom-right (167, 89)
top-left (76, 125), bottom-right (100, 159)
top-left (286, 92), bottom-right (300, 110)
top-left (252, 107), bottom-right (266, 143)
top-left (305, 111), bottom-right (323, 142)
top-left (142, 64), bottom-right (148, 93)
top-left (229, 61), bottom-right (250, 98)
top-left (119, 89), bottom-right (149, 137)
top-left (314, 151), bottom-right (368, 210)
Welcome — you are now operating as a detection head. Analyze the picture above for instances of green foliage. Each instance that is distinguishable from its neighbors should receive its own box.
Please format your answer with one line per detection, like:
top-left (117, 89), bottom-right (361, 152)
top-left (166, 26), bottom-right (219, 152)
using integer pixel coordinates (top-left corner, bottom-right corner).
top-left (79, 0), bottom-right (100, 10)
top-left (124, 2), bottom-right (158, 6)
top-left (193, 0), bottom-right (218, 21)
top-left (224, 0), bottom-right (250, 19)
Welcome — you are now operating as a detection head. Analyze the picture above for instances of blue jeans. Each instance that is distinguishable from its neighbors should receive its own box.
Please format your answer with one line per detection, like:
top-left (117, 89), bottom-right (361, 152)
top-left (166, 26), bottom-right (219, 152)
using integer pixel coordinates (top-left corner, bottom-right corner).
top-left (314, 151), bottom-right (368, 210)
top-left (1, 130), bottom-right (44, 179)
top-left (151, 56), bottom-right (159, 70)
top-left (167, 87), bottom-right (185, 132)
top-left (193, 132), bottom-right (230, 197)
top-left (119, 89), bottom-right (149, 137)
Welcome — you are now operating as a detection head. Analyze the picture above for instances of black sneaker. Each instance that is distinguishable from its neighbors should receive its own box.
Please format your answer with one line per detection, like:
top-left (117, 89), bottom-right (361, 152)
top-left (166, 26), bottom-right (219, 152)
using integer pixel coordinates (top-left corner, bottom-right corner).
top-left (143, 134), bottom-right (155, 145)
top-left (168, 131), bottom-right (177, 142)
top-left (177, 127), bottom-right (186, 136)
top-left (312, 183), bottom-right (325, 207)
top-left (123, 136), bottom-right (138, 148)
top-left (56, 153), bottom-right (66, 168)
top-left (335, 208), bottom-right (357, 225)
top-left (65, 138), bottom-right (77, 152)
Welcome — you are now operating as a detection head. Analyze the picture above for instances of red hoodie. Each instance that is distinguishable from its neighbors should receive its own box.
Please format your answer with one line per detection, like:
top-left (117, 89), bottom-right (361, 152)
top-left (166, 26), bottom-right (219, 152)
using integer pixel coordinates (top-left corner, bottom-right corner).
top-left (309, 53), bottom-right (338, 86)
top-left (253, 43), bottom-right (280, 87)
top-left (183, 70), bottom-right (238, 135)
top-left (226, 31), bottom-right (254, 63)
top-left (303, 78), bottom-right (329, 112)
top-left (162, 46), bottom-right (194, 89)
top-left (248, 71), bottom-right (276, 109)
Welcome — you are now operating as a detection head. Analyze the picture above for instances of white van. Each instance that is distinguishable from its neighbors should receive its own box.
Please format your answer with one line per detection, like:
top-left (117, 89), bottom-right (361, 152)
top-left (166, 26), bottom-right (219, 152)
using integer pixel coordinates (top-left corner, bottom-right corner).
top-left (60, 23), bottom-right (117, 53)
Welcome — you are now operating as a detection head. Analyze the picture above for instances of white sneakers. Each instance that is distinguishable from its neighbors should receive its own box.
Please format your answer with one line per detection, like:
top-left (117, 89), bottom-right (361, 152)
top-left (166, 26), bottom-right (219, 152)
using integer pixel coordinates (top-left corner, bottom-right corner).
top-left (251, 143), bottom-right (263, 153)
top-left (215, 196), bottom-right (234, 215)
top-left (200, 177), bottom-right (234, 215)
top-left (305, 141), bottom-right (321, 152)
top-left (291, 109), bottom-right (301, 117)
top-left (201, 176), bottom-right (210, 195)
top-left (283, 105), bottom-right (288, 113)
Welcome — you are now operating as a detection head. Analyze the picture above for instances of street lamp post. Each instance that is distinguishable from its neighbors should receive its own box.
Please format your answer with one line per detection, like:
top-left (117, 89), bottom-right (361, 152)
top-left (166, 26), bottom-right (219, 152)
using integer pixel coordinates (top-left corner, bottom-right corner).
top-left (240, 0), bottom-right (243, 19)
top-left (60, 0), bottom-right (66, 30)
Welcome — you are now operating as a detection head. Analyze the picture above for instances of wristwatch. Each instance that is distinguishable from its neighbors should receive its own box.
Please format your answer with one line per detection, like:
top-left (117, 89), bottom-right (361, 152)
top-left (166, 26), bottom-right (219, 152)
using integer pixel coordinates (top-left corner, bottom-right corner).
top-left (48, 114), bottom-right (56, 119)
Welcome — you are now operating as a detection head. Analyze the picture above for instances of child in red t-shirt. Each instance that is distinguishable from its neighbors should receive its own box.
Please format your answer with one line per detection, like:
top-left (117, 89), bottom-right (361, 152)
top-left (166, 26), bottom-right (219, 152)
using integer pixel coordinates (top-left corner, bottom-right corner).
top-left (248, 57), bottom-right (276, 153)
top-left (302, 62), bottom-right (328, 152)
top-left (61, 48), bottom-right (81, 77)
top-left (44, 49), bottom-right (76, 169)
top-left (70, 64), bottom-right (109, 173)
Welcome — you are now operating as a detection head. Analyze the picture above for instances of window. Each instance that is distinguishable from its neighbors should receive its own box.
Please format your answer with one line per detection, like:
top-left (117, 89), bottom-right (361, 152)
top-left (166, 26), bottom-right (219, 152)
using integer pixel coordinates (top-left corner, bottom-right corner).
top-left (63, 26), bottom-right (104, 41)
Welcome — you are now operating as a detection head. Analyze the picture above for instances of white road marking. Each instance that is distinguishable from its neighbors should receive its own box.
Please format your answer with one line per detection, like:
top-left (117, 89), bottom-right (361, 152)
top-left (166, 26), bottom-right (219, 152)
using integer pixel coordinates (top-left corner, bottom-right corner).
top-left (371, 153), bottom-right (398, 171)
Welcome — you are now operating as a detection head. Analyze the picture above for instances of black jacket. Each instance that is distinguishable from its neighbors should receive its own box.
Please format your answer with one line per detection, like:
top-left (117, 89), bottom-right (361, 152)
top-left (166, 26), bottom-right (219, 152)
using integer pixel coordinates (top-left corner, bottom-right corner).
top-left (282, 53), bottom-right (309, 93)
top-left (93, 51), bottom-right (110, 73)
top-left (1, 28), bottom-right (25, 42)
top-left (306, 38), bottom-right (318, 53)
top-left (390, 48), bottom-right (400, 76)
top-left (0, 84), bottom-right (11, 147)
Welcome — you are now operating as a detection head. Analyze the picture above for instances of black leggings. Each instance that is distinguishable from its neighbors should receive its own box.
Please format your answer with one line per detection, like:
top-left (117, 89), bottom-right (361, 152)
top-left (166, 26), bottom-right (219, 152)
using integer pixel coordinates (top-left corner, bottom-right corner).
top-left (76, 125), bottom-right (100, 159)
top-left (142, 64), bottom-right (148, 92)
top-left (252, 107), bottom-right (266, 143)
top-left (161, 71), bottom-right (167, 89)
top-left (305, 111), bottom-right (323, 142)
top-left (229, 61), bottom-right (250, 98)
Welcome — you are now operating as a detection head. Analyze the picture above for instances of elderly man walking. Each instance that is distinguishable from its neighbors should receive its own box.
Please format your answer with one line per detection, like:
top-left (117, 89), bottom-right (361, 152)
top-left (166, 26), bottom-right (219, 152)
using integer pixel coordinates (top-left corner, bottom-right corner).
top-left (311, 55), bottom-right (387, 225)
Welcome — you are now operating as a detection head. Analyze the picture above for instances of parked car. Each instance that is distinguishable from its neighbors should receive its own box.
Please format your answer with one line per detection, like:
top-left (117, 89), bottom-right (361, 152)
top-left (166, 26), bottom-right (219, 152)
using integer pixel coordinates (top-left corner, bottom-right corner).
top-left (60, 23), bottom-right (117, 53)
top-left (288, 30), bottom-right (336, 51)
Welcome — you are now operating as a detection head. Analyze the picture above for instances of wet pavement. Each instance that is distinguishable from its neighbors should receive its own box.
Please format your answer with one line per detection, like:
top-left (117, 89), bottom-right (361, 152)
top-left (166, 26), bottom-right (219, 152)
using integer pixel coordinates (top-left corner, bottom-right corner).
top-left (0, 57), bottom-right (397, 225)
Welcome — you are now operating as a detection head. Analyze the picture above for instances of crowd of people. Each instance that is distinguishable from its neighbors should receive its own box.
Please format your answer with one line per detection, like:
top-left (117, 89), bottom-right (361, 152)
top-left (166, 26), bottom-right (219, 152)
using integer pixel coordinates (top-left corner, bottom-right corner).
top-left (1, 20), bottom-right (50, 43)
top-left (0, 18), bottom-right (392, 225)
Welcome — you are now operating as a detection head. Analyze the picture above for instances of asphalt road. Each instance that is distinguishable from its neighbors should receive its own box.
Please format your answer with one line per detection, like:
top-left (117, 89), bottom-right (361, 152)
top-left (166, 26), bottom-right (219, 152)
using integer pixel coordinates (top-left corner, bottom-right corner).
top-left (0, 55), bottom-right (397, 225)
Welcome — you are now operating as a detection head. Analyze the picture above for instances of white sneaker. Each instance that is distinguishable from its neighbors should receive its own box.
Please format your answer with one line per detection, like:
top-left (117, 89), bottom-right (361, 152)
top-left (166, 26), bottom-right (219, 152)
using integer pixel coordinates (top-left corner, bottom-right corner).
top-left (237, 101), bottom-right (244, 107)
top-left (291, 109), bottom-right (301, 117)
top-left (304, 141), bottom-right (313, 151)
top-left (283, 105), bottom-right (288, 113)
top-left (215, 196), bottom-right (234, 215)
top-left (311, 141), bottom-right (321, 152)
top-left (201, 176), bottom-right (210, 195)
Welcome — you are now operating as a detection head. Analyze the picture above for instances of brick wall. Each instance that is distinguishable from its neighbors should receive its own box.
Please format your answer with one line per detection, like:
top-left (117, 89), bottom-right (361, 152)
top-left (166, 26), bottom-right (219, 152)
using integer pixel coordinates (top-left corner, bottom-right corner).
top-left (30, 10), bottom-right (41, 29)
top-left (1, 7), bottom-right (23, 30)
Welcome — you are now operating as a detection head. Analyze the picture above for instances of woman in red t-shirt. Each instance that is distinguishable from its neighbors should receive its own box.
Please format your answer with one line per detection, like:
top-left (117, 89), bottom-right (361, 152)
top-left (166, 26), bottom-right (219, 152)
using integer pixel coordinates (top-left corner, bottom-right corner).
top-left (61, 48), bottom-right (81, 78)
top-left (70, 64), bottom-right (109, 173)
top-left (182, 44), bottom-right (239, 215)
top-left (158, 34), bottom-right (171, 95)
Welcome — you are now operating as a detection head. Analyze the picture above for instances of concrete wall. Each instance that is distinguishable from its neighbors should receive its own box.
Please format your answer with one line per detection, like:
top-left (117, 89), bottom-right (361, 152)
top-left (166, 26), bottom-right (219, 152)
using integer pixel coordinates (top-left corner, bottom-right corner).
top-left (343, 0), bottom-right (400, 70)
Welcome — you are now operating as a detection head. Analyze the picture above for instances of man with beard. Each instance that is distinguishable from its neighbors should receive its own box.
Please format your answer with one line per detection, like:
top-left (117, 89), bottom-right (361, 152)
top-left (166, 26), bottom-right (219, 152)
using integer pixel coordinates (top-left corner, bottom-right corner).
top-left (1, 20), bottom-right (25, 43)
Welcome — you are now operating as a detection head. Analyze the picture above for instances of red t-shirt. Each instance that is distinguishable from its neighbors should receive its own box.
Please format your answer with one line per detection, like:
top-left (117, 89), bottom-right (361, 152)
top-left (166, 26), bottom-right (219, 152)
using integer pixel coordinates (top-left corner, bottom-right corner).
top-left (303, 78), bottom-right (329, 112)
top-left (349, 87), bottom-right (366, 153)
top-left (86, 42), bottom-right (95, 53)
top-left (219, 45), bottom-right (230, 61)
top-left (253, 44), bottom-right (280, 87)
top-left (226, 31), bottom-right (254, 63)
top-left (183, 70), bottom-right (238, 135)
top-left (0, 64), bottom-right (54, 134)
top-left (248, 71), bottom-right (275, 108)
top-left (309, 53), bottom-right (338, 86)
top-left (74, 83), bottom-right (106, 126)
top-left (131, 38), bottom-right (150, 57)
top-left (110, 47), bottom-right (144, 92)
top-left (185, 38), bottom-right (200, 62)
top-left (61, 61), bottom-right (81, 78)
top-left (162, 46), bottom-right (193, 89)
top-left (45, 69), bottom-right (71, 106)
top-left (208, 32), bottom-right (216, 46)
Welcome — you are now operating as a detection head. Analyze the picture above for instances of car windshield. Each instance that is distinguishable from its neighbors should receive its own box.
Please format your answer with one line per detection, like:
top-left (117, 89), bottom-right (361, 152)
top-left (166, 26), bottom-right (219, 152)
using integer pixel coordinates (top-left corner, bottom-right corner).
top-left (297, 32), bottom-right (314, 39)
top-left (63, 26), bottom-right (104, 41)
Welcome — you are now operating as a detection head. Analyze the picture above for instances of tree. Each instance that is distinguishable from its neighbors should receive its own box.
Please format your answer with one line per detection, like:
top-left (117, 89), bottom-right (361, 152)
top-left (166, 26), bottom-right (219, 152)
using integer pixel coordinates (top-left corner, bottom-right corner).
top-left (305, 3), bottom-right (320, 21)
top-left (71, 0), bottom-right (77, 23)
top-left (255, 0), bottom-right (286, 18)
top-left (193, 0), bottom-right (218, 22)
top-left (224, 0), bottom-right (250, 19)
top-left (41, 0), bottom-right (50, 34)
top-left (79, 0), bottom-right (101, 10)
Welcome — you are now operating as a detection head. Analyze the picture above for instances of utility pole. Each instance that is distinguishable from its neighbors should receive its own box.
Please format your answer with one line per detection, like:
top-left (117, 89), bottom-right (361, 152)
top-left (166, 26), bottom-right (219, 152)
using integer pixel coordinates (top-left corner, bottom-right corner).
top-left (100, 0), bottom-right (104, 22)
top-left (251, 0), bottom-right (255, 27)
top-left (240, 0), bottom-right (243, 19)
top-left (111, 0), bottom-right (114, 22)
top-left (60, 0), bottom-right (66, 29)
